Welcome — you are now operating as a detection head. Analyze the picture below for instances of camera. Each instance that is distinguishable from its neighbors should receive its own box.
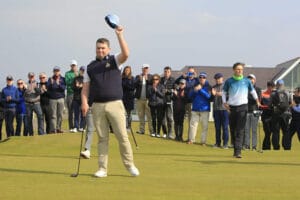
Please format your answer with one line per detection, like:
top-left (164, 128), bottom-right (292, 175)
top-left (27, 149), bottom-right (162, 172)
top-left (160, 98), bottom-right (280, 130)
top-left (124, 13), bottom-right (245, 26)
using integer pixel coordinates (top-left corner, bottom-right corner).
top-left (253, 110), bottom-right (263, 117)
top-left (186, 72), bottom-right (194, 77)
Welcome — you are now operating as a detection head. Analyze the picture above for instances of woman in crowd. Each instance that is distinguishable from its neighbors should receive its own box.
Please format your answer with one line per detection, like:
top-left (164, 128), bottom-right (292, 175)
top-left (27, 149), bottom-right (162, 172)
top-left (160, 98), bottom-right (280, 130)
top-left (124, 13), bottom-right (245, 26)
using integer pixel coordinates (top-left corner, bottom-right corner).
top-left (122, 66), bottom-right (135, 130)
top-left (147, 74), bottom-right (165, 137)
top-left (15, 79), bottom-right (28, 136)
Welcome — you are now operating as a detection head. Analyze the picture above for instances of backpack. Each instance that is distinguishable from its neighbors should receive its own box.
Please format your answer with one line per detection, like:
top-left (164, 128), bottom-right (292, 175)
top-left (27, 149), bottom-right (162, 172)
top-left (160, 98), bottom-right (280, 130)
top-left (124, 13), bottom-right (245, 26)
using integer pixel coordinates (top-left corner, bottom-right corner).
top-left (273, 90), bottom-right (289, 113)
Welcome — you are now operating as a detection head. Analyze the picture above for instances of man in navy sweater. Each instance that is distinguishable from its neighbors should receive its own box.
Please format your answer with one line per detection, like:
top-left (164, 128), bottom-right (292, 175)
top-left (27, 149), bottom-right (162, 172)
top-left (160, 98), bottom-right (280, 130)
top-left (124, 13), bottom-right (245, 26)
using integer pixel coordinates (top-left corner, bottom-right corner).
top-left (1, 75), bottom-right (19, 138)
top-left (81, 26), bottom-right (139, 178)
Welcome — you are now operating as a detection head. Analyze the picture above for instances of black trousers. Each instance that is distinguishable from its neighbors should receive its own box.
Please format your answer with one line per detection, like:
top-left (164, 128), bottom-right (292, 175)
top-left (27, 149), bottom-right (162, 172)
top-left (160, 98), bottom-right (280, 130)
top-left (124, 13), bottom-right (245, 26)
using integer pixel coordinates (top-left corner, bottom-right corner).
top-left (150, 105), bottom-right (164, 135)
top-left (262, 113), bottom-right (272, 150)
top-left (229, 104), bottom-right (247, 155)
top-left (271, 113), bottom-right (290, 150)
top-left (285, 119), bottom-right (300, 150)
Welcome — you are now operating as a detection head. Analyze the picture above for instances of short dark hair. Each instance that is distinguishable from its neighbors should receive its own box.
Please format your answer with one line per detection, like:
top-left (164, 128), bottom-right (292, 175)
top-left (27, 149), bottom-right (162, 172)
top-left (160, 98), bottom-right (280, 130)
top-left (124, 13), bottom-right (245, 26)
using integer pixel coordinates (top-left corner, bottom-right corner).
top-left (96, 38), bottom-right (110, 47)
top-left (232, 62), bottom-right (245, 69)
top-left (164, 66), bottom-right (172, 70)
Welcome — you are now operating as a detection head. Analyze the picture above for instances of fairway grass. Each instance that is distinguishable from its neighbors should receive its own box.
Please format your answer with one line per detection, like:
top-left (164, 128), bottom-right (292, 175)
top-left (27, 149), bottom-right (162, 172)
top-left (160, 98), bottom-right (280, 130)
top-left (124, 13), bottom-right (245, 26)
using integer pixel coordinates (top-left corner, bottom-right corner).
top-left (0, 122), bottom-right (300, 200)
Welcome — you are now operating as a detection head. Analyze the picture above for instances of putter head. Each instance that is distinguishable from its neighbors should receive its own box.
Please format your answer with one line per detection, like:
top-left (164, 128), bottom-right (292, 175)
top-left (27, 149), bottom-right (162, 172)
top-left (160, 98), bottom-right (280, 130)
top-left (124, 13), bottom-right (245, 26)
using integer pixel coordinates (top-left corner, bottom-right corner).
top-left (70, 173), bottom-right (78, 177)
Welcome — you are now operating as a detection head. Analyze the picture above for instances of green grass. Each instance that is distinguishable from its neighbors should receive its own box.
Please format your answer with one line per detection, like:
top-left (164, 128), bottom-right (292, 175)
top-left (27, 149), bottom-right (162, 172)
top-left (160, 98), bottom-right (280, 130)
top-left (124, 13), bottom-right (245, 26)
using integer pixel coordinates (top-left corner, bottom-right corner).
top-left (0, 121), bottom-right (300, 200)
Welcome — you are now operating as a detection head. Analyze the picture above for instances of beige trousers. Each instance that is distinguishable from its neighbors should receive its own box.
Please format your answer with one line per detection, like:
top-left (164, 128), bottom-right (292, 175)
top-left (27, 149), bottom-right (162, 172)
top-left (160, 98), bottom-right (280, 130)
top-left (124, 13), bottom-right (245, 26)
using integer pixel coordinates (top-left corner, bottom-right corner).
top-left (91, 100), bottom-right (134, 172)
top-left (136, 99), bottom-right (153, 134)
top-left (188, 111), bottom-right (209, 143)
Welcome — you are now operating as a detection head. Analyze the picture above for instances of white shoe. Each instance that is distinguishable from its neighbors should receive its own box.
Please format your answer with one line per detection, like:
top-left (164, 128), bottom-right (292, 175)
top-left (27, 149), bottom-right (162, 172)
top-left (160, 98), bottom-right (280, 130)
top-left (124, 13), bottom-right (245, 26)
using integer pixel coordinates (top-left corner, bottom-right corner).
top-left (78, 128), bottom-right (84, 132)
top-left (80, 150), bottom-right (90, 159)
top-left (151, 133), bottom-right (156, 137)
top-left (94, 169), bottom-right (107, 178)
top-left (69, 129), bottom-right (74, 132)
top-left (163, 134), bottom-right (167, 138)
top-left (73, 128), bottom-right (78, 133)
top-left (127, 166), bottom-right (140, 177)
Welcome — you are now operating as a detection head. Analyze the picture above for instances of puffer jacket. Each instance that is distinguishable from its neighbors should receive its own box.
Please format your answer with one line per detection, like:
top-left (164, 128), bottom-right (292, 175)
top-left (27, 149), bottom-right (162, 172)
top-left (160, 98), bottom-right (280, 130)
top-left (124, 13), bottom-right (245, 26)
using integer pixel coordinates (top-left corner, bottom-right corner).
top-left (147, 84), bottom-right (165, 107)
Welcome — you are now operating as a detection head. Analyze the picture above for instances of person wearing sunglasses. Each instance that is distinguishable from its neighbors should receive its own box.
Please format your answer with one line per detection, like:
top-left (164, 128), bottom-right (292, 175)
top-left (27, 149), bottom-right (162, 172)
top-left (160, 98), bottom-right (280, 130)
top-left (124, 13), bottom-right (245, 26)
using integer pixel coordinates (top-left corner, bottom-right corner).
top-left (39, 72), bottom-right (51, 134)
top-left (15, 79), bottom-right (28, 136)
top-left (187, 72), bottom-right (212, 145)
top-left (147, 74), bottom-right (165, 138)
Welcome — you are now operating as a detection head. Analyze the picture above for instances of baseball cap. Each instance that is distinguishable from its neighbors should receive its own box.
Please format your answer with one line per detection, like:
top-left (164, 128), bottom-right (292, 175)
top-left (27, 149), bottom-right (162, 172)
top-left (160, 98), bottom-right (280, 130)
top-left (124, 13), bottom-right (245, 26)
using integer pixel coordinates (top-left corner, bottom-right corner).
top-left (6, 75), bottom-right (13, 80)
top-left (28, 72), bottom-right (35, 77)
top-left (214, 73), bottom-right (223, 79)
top-left (247, 74), bottom-right (256, 79)
top-left (199, 72), bottom-right (207, 78)
top-left (80, 66), bottom-right (86, 71)
top-left (53, 66), bottom-right (61, 71)
top-left (276, 79), bottom-right (284, 85)
top-left (142, 64), bottom-right (150, 69)
top-left (179, 79), bottom-right (186, 84)
top-left (70, 60), bottom-right (77, 66)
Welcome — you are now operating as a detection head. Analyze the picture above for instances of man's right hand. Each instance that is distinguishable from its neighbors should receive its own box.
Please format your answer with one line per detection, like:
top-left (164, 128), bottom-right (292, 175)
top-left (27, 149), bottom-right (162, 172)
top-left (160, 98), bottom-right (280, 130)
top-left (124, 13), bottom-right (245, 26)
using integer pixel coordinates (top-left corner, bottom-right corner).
top-left (81, 103), bottom-right (89, 117)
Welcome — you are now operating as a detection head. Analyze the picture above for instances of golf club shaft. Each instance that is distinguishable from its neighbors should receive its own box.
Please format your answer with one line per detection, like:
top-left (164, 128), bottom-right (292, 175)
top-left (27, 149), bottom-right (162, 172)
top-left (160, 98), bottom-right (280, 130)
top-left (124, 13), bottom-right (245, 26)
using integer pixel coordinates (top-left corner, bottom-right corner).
top-left (73, 118), bottom-right (87, 176)
top-left (130, 127), bottom-right (138, 148)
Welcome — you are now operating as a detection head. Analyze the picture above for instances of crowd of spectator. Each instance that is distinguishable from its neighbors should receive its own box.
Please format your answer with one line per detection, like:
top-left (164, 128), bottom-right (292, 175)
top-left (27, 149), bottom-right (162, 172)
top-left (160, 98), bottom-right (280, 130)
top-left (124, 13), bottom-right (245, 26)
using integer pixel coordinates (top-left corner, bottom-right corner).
top-left (1, 62), bottom-right (300, 155)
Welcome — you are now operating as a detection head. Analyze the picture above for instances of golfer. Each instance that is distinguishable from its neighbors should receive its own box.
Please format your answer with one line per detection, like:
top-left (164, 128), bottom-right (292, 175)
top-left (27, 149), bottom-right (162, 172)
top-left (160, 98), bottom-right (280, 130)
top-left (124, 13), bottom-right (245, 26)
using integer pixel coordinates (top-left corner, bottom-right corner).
top-left (81, 26), bottom-right (139, 177)
top-left (222, 62), bottom-right (260, 158)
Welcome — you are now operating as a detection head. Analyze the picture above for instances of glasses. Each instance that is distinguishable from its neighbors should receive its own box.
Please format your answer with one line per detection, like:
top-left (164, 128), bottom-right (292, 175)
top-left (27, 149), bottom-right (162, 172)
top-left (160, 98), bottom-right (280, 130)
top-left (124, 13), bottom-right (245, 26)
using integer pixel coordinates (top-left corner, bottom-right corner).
top-left (153, 78), bottom-right (159, 81)
top-left (17, 82), bottom-right (23, 85)
top-left (179, 82), bottom-right (185, 85)
top-left (199, 76), bottom-right (206, 79)
top-left (39, 77), bottom-right (46, 79)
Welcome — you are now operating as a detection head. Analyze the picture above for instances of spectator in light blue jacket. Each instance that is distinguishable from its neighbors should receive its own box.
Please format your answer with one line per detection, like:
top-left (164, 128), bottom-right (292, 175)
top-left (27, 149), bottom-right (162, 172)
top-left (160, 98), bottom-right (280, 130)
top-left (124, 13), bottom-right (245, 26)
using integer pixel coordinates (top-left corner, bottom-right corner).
top-left (1, 75), bottom-right (19, 138)
top-left (187, 72), bottom-right (212, 144)
top-left (15, 79), bottom-right (28, 136)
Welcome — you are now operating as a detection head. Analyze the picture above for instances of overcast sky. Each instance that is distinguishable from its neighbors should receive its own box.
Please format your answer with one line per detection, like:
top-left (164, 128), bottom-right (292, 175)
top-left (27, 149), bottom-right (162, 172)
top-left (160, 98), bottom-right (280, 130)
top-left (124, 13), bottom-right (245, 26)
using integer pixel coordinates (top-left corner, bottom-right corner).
top-left (1, 0), bottom-right (300, 85)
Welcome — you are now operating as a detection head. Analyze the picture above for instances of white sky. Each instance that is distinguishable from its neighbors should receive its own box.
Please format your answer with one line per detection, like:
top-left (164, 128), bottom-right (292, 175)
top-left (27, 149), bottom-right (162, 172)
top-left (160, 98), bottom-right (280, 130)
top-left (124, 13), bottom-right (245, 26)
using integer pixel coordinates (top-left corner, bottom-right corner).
top-left (1, 0), bottom-right (300, 85)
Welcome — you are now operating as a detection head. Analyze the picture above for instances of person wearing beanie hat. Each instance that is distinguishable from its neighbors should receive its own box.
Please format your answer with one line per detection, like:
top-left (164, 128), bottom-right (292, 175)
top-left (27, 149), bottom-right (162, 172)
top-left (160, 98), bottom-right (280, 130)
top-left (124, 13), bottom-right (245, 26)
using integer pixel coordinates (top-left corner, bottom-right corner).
top-left (2, 75), bottom-right (19, 138)
top-left (47, 65), bottom-right (66, 133)
top-left (270, 78), bottom-right (291, 150)
top-left (211, 72), bottom-right (229, 148)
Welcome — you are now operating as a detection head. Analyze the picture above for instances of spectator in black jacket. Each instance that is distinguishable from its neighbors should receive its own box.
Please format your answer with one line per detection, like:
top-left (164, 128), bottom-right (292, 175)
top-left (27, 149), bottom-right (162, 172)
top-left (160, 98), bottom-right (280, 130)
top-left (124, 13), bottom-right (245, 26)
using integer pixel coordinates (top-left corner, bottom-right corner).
top-left (147, 74), bottom-right (165, 138)
top-left (72, 66), bottom-right (85, 132)
top-left (172, 79), bottom-right (188, 141)
top-left (122, 66), bottom-right (135, 130)
top-left (161, 66), bottom-right (175, 139)
top-left (39, 72), bottom-right (51, 134)
top-left (243, 74), bottom-right (262, 150)
top-left (47, 66), bottom-right (66, 133)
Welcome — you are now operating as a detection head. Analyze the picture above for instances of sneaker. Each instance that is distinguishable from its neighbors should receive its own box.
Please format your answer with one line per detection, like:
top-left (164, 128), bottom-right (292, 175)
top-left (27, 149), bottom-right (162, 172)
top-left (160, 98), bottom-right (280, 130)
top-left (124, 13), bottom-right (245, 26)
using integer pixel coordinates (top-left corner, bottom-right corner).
top-left (80, 150), bottom-right (90, 159)
top-left (235, 154), bottom-right (242, 158)
top-left (70, 128), bottom-right (77, 133)
top-left (136, 131), bottom-right (144, 135)
top-left (213, 144), bottom-right (221, 148)
top-left (187, 140), bottom-right (193, 144)
top-left (78, 128), bottom-right (84, 132)
top-left (223, 145), bottom-right (229, 149)
top-left (94, 169), bottom-right (107, 178)
top-left (69, 128), bottom-right (74, 132)
top-left (156, 134), bottom-right (161, 138)
top-left (151, 133), bottom-right (156, 137)
top-left (163, 134), bottom-right (167, 138)
top-left (127, 166), bottom-right (140, 177)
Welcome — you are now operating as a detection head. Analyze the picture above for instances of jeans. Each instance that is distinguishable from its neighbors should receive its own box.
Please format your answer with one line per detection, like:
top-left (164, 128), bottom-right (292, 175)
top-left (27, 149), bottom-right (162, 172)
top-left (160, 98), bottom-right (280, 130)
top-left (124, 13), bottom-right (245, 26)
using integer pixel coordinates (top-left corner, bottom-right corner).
top-left (73, 100), bottom-right (84, 129)
top-left (244, 112), bottom-right (259, 148)
top-left (15, 113), bottom-right (28, 136)
top-left (149, 105), bottom-right (164, 135)
top-left (213, 110), bottom-right (229, 146)
top-left (41, 104), bottom-right (51, 134)
top-left (26, 103), bottom-right (45, 135)
top-left (4, 108), bottom-right (16, 138)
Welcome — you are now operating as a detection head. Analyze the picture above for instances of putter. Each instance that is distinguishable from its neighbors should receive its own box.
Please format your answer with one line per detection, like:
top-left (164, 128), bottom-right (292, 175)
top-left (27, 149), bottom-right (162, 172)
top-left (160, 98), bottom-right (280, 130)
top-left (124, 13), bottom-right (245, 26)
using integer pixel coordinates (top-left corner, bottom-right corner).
top-left (71, 121), bottom-right (86, 177)
top-left (130, 127), bottom-right (139, 150)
